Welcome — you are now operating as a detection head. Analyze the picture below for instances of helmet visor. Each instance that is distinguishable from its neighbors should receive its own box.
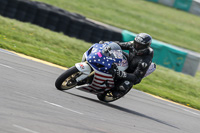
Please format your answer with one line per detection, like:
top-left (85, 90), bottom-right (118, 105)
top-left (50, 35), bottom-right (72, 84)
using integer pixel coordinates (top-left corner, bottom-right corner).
top-left (134, 41), bottom-right (147, 50)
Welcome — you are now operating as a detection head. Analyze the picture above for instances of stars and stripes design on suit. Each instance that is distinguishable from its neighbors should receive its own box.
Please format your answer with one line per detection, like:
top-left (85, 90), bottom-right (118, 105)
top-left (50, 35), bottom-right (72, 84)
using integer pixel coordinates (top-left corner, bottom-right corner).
top-left (76, 70), bottom-right (114, 94)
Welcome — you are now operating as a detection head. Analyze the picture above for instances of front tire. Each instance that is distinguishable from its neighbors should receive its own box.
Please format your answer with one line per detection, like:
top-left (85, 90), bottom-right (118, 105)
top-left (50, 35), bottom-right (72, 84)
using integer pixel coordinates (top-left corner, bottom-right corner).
top-left (55, 66), bottom-right (80, 90)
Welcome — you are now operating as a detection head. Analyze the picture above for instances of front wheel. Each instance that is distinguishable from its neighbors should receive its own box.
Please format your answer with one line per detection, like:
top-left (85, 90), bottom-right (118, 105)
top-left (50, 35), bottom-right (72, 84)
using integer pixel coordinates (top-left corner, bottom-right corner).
top-left (55, 66), bottom-right (80, 90)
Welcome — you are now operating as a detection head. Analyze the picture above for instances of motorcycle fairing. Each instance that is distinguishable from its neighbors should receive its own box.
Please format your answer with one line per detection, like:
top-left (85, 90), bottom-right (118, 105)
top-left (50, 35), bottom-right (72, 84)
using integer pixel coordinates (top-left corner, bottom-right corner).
top-left (75, 42), bottom-right (129, 94)
top-left (76, 70), bottom-right (114, 94)
top-left (85, 42), bottom-right (128, 73)
top-left (75, 62), bottom-right (92, 82)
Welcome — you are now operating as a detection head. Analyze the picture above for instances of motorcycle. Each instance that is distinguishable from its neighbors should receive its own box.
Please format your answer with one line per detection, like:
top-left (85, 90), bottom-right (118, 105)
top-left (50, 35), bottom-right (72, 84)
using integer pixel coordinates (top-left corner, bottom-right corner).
top-left (55, 42), bottom-right (156, 102)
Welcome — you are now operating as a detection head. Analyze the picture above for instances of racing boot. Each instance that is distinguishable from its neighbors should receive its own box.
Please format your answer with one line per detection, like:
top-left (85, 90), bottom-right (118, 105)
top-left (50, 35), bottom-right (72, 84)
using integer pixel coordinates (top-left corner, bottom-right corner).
top-left (112, 80), bottom-right (133, 98)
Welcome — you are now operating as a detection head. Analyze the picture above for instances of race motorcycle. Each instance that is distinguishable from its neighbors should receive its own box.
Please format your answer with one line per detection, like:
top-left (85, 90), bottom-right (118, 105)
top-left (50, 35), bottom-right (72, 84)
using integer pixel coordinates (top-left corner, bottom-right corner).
top-left (55, 42), bottom-right (156, 102)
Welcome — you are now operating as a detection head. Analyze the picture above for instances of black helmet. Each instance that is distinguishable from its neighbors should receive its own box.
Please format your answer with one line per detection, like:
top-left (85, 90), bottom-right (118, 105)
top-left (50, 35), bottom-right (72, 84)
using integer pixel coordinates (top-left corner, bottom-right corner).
top-left (133, 33), bottom-right (152, 51)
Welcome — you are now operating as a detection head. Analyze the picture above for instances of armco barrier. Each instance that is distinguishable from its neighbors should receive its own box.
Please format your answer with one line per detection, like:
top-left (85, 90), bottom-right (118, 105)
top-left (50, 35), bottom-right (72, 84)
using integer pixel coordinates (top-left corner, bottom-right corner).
top-left (158, 0), bottom-right (175, 7)
top-left (147, 41), bottom-right (187, 72)
top-left (182, 53), bottom-right (200, 76)
top-left (147, 0), bottom-right (200, 16)
top-left (189, 0), bottom-right (200, 16)
top-left (148, 0), bottom-right (159, 2)
top-left (0, 0), bottom-right (122, 43)
top-left (173, 0), bottom-right (192, 11)
top-left (151, 41), bottom-right (187, 72)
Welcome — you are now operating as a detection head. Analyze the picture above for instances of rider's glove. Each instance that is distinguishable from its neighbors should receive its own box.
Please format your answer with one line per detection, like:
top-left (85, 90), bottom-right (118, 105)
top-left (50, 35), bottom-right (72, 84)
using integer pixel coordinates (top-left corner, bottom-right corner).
top-left (99, 40), bottom-right (104, 44)
top-left (110, 64), bottom-right (126, 79)
top-left (126, 41), bottom-right (134, 49)
top-left (110, 63), bottom-right (127, 78)
top-left (118, 41), bottom-right (134, 49)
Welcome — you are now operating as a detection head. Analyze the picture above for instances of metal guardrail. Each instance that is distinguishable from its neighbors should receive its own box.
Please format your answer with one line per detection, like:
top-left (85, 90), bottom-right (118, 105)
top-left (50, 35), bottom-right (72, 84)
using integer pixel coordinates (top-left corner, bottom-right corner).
top-left (147, 0), bottom-right (200, 16)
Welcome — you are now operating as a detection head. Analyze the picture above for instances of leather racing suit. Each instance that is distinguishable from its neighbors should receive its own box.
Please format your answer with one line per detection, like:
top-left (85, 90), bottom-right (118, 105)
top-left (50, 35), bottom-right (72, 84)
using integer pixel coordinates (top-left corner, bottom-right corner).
top-left (117, 41), bottom-right (154, 85)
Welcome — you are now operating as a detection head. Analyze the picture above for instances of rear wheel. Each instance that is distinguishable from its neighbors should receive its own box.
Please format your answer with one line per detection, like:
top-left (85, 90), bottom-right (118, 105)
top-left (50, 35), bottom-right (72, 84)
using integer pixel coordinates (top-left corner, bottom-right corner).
top-left (97, 88), bottom-right (131, 102)
top-left (55, 66), bottom-right (80, 90)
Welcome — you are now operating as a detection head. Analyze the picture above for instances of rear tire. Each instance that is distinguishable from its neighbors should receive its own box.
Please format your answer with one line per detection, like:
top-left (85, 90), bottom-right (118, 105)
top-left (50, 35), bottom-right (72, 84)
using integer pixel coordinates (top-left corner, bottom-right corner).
top-left (97, 88), bottom-right (131, 102)
top-left (55, 66), bottom-right (80, 90)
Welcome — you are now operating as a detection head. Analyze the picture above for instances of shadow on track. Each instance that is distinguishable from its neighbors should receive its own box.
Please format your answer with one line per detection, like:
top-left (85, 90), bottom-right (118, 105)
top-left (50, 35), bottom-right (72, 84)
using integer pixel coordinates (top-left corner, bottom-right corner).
top-left (62, 91), bottom-right (179, 129)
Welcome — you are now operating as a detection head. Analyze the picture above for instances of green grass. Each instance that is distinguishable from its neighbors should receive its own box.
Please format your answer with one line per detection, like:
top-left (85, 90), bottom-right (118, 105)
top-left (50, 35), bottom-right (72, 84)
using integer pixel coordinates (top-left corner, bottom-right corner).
top-left (0, 16), bottom-right (200, 110)
top-left (0, 16), bottom-right (91, 67)
top-left (135, 65), bottom-right (200, 110)
top-left (34, 0), bottom-right (200, 53)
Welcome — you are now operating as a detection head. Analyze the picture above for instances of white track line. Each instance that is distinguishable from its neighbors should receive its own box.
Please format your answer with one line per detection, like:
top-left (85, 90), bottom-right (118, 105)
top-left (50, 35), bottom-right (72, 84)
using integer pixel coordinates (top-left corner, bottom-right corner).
top-left (0, 63), bottom-right (28, 74)
top-left (14, 91), bottom-right (83, 115)
top-left (14, 91), bottom-right (39, 100)
top-left (13, 124), bottom-right (39, 133)
top-left (44, 101), bottom-right (83, 115)
top-left (0, 63), bottom-right (13, 69)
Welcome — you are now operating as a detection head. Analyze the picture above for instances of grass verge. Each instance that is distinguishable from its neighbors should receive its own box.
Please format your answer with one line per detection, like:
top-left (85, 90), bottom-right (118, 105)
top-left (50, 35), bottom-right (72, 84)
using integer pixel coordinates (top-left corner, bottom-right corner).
top-left (135, 65), bottom-right (200, 110)
top-left (0, 16), bottom-right (91, 67)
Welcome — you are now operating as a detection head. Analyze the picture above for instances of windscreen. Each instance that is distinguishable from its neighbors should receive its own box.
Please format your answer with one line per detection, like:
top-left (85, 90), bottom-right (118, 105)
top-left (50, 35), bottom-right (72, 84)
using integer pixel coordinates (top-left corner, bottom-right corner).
top-left (102, 42), bottom-right (123, 59)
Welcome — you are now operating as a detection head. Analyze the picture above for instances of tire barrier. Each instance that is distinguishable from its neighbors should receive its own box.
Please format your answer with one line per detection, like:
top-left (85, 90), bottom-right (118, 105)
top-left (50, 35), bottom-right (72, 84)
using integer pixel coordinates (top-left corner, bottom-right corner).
top-left (0, 0), bottom-right (123, 43)
top-left (79, 21), bottom-right (95, 42)
top-left (15, 0), bottom-right (29, 21)
top-left (0, 0), bottom-right (8, 15)
top-left (67, 18), bottom-right (85, 38)
top-left (3, 0), bottom-right (19, 18)
top-left (32, 2), bottom-right (50, 27)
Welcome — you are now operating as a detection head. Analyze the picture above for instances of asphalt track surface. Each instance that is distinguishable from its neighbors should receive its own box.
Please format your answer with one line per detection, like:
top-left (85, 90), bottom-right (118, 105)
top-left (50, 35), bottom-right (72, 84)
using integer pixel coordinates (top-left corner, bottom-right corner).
top-left (1, 49), bottom-right (200, 133)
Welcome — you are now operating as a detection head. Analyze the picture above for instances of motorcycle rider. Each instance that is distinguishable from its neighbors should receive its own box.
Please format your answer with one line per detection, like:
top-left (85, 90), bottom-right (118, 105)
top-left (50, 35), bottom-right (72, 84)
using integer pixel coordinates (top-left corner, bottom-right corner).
top-left (100, 33), bottom-right (155, 97)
